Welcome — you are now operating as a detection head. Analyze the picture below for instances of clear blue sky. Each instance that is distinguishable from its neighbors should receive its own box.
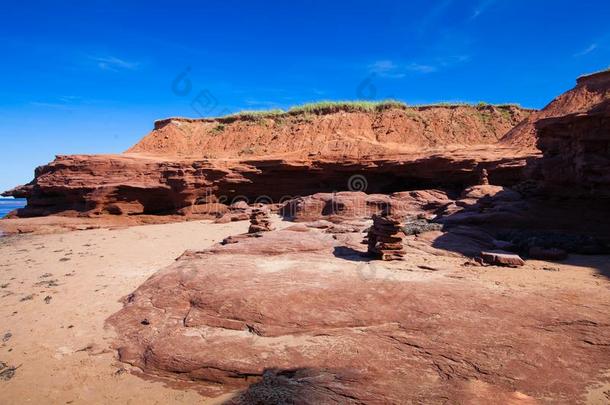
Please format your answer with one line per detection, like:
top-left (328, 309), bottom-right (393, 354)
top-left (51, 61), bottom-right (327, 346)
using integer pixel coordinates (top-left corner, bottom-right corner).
top-left (1, 0), bottom-right (609, 192)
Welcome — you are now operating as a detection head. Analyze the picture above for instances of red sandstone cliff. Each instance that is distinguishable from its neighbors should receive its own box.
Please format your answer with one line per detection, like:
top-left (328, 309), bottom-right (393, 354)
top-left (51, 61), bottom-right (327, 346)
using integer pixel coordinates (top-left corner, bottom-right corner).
top-left (3, 104), bottom-right (535, 219)
top-left (129, 104), bottom-right (530, 158)
top-left (501, 70), bottom-right (610, 149)
top-left (536, 96), bottom-right (610, 196)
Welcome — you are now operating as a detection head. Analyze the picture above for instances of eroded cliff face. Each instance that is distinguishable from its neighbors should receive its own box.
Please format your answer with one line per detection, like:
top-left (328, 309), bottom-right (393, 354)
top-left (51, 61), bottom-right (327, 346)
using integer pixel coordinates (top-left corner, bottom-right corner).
top-left (3, 105), bottom-right (536, 219)
top-left (501, 70), bottom-right (610, 149)
top-left (3, 148), bottom-right (533, 218)
top-left (129, 104), bottom-right (531, 159)
top-left (536, 97), bottom-right (610, 196)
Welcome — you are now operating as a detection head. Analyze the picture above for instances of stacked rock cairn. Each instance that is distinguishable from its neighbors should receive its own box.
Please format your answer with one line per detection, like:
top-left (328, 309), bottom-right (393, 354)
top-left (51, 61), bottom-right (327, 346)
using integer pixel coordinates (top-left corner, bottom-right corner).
top-left (478, 168), bottom-right (490, 185)
top-left (248, 208), bottom-right (274, 233)
top-left (367, 212), bottom-right (406, 260)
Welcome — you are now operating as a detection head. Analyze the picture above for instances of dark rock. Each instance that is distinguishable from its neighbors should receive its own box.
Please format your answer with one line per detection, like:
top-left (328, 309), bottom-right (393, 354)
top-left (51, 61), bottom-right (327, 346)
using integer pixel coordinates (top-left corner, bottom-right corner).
top-left (480, 251), bottom-right (525, 267)
top-left (402, 216), bottom-right (443, 236)
top-left (528, 246), bottom-right (568, 261)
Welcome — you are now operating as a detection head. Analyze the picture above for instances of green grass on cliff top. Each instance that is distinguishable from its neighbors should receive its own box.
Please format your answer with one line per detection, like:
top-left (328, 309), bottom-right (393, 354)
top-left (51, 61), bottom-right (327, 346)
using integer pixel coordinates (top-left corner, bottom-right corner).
top-left (221, 100), bottom-right (524, 121)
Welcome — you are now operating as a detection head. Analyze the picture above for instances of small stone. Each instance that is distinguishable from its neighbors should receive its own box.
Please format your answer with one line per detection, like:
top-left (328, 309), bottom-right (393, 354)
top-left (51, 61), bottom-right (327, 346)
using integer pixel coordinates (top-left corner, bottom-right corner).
top-left (478, 168), bottom-right (490, 185)
top-left (0, 362), bottom-right (17, 381)
top-left (480, 251), bottom-right (525, 267)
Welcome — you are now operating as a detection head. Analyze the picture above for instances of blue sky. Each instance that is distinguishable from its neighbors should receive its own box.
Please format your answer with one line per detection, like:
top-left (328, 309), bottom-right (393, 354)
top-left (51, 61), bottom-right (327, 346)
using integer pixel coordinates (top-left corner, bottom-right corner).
top-left (1, 0), bottom-right (609, 192)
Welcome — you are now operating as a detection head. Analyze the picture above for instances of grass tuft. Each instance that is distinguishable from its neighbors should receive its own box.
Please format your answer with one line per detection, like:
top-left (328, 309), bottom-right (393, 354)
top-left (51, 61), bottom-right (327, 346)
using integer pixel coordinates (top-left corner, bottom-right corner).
top-left (211, 123), bottom-right (225, 133)
top-left (201, 100), bottom-right (529, 123)
top-left (227, 109), bottom-right (284, 121)
top-left (287, 99), bottom-right (408, 114)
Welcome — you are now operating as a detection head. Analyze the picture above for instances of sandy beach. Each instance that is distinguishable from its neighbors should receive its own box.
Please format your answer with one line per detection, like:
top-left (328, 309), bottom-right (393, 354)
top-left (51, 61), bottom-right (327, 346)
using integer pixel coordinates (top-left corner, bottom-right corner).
top-left (0, 218), bottom-right (267, 404)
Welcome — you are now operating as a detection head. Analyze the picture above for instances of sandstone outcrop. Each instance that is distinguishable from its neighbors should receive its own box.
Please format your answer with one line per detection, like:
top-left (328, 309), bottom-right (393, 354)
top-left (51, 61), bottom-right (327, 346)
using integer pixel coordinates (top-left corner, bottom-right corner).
top-left (5, 71), bottom-right (610, 233)
top-left (2, 148), bottom-right (535, 223)
top-left (107, 226), bottom-right (610, 403)
top-left (536, 97), bottom-right (610, 196)
top-left (501, 69), bottom-right (610, 149)
top-left (2, 104), bottom-right (536, 226)
top-left (281, 190), bottom-right (452, 223)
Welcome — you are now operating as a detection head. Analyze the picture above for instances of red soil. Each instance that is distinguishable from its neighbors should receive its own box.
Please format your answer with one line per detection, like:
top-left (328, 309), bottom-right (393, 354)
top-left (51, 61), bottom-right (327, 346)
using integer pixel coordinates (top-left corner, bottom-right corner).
top-left (129, 104), bottom-right (531, 159)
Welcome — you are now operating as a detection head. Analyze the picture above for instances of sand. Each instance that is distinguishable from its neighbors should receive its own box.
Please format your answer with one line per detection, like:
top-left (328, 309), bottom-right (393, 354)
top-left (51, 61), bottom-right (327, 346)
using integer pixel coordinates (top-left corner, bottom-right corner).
top-left (0, 219), bottom-right (266, 404)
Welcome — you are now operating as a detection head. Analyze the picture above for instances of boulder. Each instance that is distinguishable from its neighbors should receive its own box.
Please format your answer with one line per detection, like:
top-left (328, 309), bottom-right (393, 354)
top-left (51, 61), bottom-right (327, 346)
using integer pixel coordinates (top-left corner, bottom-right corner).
top-left (480, 251), bottom-right (525, 267)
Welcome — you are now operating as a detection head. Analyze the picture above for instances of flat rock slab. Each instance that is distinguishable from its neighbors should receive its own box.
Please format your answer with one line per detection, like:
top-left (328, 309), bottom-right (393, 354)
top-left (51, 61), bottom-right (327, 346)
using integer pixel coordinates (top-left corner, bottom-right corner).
top-left (480, 251), bottom-right (525, 267)
top-left (107, 228), bottom-right (610, 403)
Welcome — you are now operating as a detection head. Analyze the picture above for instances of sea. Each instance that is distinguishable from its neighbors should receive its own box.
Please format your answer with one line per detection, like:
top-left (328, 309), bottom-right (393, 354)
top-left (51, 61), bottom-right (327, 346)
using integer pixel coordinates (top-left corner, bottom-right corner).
top-left (0, 198), bottom-right (26, 218)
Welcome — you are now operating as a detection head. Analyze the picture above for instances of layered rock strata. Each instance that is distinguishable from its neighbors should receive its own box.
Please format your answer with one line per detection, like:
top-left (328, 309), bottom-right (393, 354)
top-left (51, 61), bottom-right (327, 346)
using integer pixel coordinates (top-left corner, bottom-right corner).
top-left (2, 149), bottom-right (535, 220)
top-left (501, 69), bottom-right (610, 149)
top-left (132, 104), bottom-right (531, 158)
top-left (536, 98), bottom-right (610, 196)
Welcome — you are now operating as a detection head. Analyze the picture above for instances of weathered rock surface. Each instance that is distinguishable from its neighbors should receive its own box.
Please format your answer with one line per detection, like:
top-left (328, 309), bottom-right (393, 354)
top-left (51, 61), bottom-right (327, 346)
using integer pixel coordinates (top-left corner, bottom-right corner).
top-left (131, 104), bottom-right (531, 159)
top-left (501, 70), bottom-right (610, 149)
top-left (537, 97), bottom-right (610, 196)
top-left (2, 148), bottom-right (535, 223)
top-left (281, 189), bottom-right (452, 222)
top-left (107, 226), bottom-right (610, 403)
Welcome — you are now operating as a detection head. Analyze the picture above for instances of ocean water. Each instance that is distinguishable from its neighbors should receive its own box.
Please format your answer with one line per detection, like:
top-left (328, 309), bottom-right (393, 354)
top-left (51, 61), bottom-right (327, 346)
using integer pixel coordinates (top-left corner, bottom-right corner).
top-left (0, 198), bottom-right (26, 218)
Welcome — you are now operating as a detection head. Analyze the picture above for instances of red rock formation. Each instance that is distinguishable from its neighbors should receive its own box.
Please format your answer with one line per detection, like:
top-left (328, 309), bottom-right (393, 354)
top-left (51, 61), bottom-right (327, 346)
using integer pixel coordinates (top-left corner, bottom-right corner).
top-left (281, 190), bottom-right (452, 222)
top-left (501, 70), bottom-right (610, 149)
top-left (107, 227), bottom-right (610, 403)
top-left (479, 251), bottom-right (525, 267)
top-left (1, 104), bottom-right (536, 225)
top-left (130, 105), bottom-right (530, 159)
top-left (2, 148), bottom-right (535, 220)
top-left (536, 98), bottom-right (610, 196)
